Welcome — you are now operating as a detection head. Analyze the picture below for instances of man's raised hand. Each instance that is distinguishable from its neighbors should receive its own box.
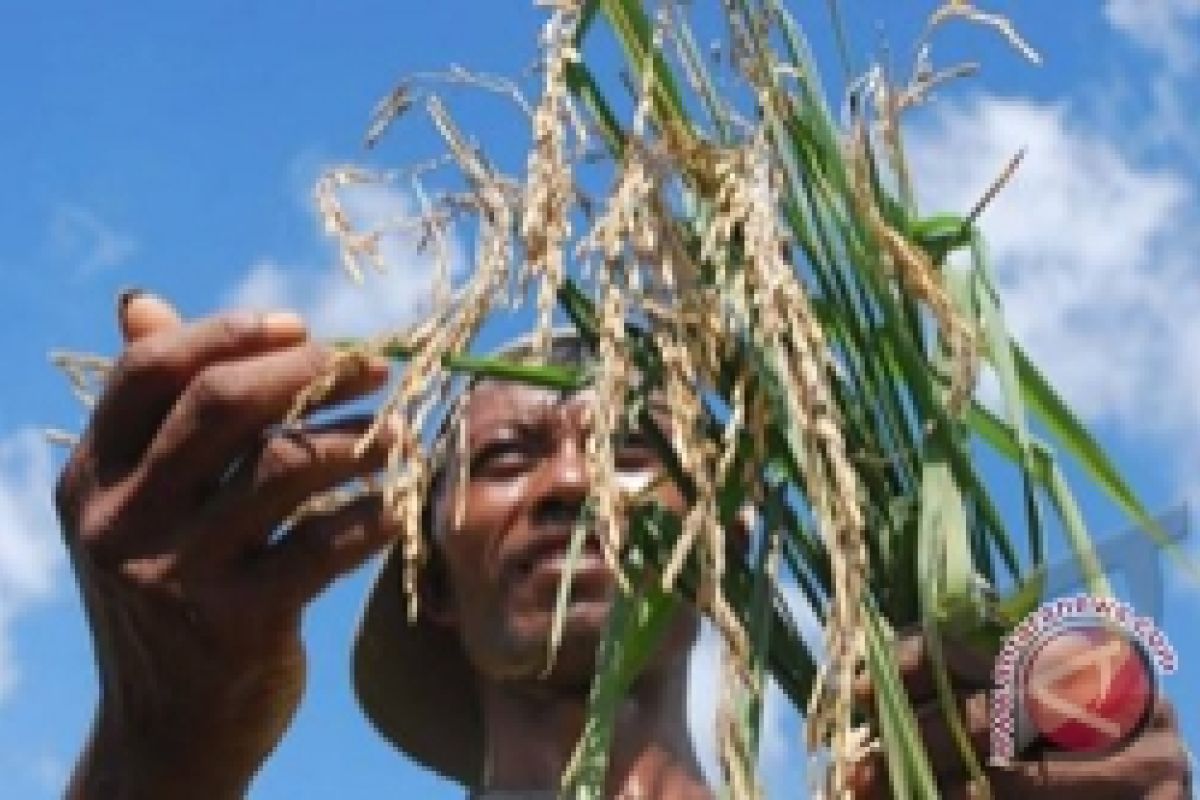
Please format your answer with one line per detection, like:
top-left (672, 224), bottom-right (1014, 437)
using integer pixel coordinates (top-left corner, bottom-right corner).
top-left (58, 294), bottom-right (399, 799)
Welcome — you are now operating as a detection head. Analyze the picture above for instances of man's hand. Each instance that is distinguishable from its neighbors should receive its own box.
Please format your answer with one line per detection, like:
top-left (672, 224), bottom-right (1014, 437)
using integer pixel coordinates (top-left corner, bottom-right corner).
top-left (58, 293), bottom-right (398, 799)
top-left (851, 633), bottom-right (1191, 799)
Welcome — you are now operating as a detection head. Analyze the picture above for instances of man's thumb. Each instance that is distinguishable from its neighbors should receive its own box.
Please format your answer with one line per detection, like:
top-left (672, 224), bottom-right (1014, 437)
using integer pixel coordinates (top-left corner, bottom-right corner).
top-left (117, 288), bottom-right (183, 343)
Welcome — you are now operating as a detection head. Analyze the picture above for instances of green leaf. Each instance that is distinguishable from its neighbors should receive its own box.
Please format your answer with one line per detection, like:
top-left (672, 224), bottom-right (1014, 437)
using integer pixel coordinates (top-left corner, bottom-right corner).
top-left (562, 568), bottom-right (679, 798)
top-left (360, 341), bottom-right (590, 391)
top-left (916, 448), bottom-right (991, 795)
top-left (918, 450), bottom-right (977, 625)
top-left (599, 0), bottom-right (689, 128)
top-left (863, 608), bottom-right (940, 799)
top-left (670, 7), bottom-right (732, 142)
top-left (968, 401), bottom-right (1111, 599)
top-left (970, 239), bottom-right (1046, 571)
top-left (1013, 343), bottom-right (1177, 557)
top-left (1044, 460), bottom-right (1112, 598)
top-left (564, 59), bottom-right (626, 158)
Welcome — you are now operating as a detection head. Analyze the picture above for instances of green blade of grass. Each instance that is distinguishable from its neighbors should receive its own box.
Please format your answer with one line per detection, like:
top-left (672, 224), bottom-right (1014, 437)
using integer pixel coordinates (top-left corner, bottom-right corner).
top-left (341, 339), bottom-right (590, 391)
top-left (916, 448), bottom-right (991, 795)
top-left (1013, 343), bottom-right (1173, 553)
top-left (971, 236), bottom-right (1045, 571)
top-left (1044, 459), bottom-right (1112, 598)
top-left (863, 607), bottom-right (940, 799)
top-left (562, 552), bottom-right (680, 798)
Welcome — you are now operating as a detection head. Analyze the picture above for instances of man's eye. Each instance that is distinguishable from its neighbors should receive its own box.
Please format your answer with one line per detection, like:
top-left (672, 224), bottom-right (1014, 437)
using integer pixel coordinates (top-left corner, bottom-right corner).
top-left (471, 440), bottom-right (535, 474)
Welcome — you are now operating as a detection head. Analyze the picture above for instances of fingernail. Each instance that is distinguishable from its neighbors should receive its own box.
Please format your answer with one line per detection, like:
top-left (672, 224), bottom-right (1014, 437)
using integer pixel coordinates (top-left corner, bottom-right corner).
top-left (116, 286), bottom-right (146, 320)
top-left (261, 311), bottom-right (306, 340)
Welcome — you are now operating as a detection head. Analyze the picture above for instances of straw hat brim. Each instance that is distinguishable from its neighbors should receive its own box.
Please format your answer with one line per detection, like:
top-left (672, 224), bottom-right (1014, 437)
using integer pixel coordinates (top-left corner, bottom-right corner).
top-left (353, 543), bottom-right (484, 786)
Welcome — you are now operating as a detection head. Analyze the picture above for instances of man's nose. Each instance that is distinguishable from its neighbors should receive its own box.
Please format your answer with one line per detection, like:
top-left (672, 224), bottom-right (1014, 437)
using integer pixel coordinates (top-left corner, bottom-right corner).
top-left (531, 435), bottom-right (589, 527)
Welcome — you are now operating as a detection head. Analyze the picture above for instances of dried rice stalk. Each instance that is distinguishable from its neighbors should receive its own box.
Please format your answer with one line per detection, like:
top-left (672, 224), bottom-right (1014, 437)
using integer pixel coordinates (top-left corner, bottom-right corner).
top-left (311, 94), bottom-right (524, 621)
top-left (719, 636), bottom-right (762, 800)
top-left (848, 120), bottom-right (979, 417)
top-left (293, 1), bottom-right (1061, 797)
top-left (730, 134), bottom-right (866, 800)
top-left (49, 351), bottom-right (113, 410)
top-left (588, 259), bottom-right (634, 592)
top-left (924, 1), bottom-right (1042, 65)
top-left (314, 166), bottom-right (385, 283)
top-left (522, 0), bottom-right (581, 355)
top-left (576, 146), bottom-right (656, 592)
top-left (897, 46), bottom-right (979, 112)
top-left (965, 147), bottom-right (1026, 228)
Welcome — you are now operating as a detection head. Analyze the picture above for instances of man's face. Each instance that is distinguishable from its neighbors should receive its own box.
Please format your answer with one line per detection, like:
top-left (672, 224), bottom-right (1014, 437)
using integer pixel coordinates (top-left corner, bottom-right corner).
top-left (428, 380), bottom-right (697, 689)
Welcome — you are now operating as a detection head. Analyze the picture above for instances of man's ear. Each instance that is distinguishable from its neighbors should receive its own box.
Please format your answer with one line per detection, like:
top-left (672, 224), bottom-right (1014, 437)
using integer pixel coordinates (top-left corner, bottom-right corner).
top-left (730, 501), bottom-right (756, 557)
top-left (418, 472), bottom-right (459, 628)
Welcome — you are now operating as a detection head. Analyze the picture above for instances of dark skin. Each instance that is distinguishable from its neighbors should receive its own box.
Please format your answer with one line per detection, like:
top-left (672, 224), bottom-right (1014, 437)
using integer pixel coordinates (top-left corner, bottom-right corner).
top-left (58, 294), bottom-right (1190, 798)
top-left (425, 381), bottom-right (707, 796)
top-left (849, 635), bottom-right (1192, 799)
top-left (57, 296), bottom-right (399, 798)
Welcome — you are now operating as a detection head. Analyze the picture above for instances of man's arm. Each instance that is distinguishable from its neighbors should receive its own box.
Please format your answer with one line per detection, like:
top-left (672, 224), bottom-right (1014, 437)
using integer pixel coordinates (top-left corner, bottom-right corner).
top-left (58, 294), bottom-right (398, 798)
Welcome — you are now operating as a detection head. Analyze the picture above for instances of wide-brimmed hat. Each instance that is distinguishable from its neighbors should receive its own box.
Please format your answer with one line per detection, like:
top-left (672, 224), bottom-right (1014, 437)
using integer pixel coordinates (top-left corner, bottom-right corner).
top-left (353, 531), bottom-right (484, 785)
top-left (352, 330), bottom-right (592, 787)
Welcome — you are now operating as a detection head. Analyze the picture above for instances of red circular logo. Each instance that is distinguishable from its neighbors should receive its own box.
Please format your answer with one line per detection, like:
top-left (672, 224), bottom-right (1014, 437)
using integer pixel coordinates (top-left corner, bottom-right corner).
top-left (1021, 623), bottom-right (1154, 753)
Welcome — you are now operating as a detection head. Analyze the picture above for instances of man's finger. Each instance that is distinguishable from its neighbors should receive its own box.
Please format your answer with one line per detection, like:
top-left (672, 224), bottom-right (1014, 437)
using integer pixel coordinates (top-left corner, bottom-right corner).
top-left (182, 416), bottom-right (395, 564)
top-left (118, 290), bottom-right (183, 343)
top-left (253, 494), bottom-right (401, 608)
top-left (988, 729), bottom-right (1190, 798)
top-left (90, 310), bottom-right (311, 476)
top-left (853, 633), bottom-right (924, 712)
top-left (914, 691), bottom-right (992, 784)
top-left (849, 691), bottom-right (992, 798)
top-left (854, 632), bottom-right (993, 713)
top-left (136, 343), bottom-right (389, 507)
top-left (1147, 698), bottom-right (1180, 733)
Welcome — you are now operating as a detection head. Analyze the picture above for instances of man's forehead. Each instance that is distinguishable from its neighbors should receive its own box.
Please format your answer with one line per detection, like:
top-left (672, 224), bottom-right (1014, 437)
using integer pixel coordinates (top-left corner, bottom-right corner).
top-left (458, 380), bottom-right (668, 430)
top-left (460, 381), bottom-right (593, 426)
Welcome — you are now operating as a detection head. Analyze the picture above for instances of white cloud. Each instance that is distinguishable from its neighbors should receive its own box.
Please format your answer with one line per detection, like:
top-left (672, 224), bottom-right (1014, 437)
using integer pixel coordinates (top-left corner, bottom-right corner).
top-left (48, 204), bottom-right (137, 278)
top-left (1105, 0), bottom-right (1200, 73)
top-left (226, 183), bottom-right (464, 338)
top-left (1103, 0), bottom-right (1200, 170)
top-left (0, 429), bottom-right (65, 703)
top-left (908, 94), bottom-right (1200, 502)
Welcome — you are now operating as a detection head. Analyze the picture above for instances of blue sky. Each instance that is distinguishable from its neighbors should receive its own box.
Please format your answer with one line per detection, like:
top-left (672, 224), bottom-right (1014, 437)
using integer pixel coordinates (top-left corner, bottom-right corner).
top-left (1, 1), bottom-right (1199, 797)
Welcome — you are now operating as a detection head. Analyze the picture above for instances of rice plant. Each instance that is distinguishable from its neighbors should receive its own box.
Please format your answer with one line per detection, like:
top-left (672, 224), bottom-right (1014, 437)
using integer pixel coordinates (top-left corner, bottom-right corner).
top-left (303, 1), bottom-right (1185, 797)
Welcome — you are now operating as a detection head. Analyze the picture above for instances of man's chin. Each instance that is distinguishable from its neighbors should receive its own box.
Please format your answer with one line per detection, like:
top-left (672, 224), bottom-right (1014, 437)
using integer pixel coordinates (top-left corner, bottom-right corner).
top-left (499, 600), bottom-right (613, 686)
top-left (496, 597), bottom-right (698, 687)
top-left (541, 626), bottom-right (608, 688)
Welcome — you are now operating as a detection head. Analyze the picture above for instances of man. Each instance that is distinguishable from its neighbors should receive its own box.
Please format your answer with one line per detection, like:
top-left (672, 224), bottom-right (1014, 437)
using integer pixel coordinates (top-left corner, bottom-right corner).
top-left (56, 293), bottom-right (1190, 798)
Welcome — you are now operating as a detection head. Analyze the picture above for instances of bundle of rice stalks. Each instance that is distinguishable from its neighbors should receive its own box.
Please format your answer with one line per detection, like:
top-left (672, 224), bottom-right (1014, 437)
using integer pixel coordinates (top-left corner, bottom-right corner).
top-left (308, 1), bottom-right (1182, 797)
